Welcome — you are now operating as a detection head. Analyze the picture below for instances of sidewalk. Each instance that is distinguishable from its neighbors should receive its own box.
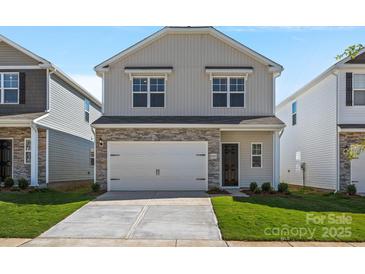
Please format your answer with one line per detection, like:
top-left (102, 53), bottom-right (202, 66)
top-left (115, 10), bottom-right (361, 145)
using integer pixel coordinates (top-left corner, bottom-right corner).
top-left (1, 238), bottom-right (365, 247)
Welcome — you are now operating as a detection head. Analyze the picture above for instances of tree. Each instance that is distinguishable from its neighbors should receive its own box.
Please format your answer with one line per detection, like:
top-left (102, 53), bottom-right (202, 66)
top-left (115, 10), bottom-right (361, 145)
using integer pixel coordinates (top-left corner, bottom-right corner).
top-left (344, 139), bottom-right (365, 160)
top-left (336, 44), bottom-right (364, 60)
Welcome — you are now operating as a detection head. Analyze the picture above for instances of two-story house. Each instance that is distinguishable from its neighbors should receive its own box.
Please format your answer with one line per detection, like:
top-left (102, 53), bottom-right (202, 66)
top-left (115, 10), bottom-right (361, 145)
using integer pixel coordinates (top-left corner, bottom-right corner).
top-left (0, 34), bottom-right (101, 186)
top-left (93, 27), bottom-right (285, 191)
top-left (277, 49), bottom-right (365, 193)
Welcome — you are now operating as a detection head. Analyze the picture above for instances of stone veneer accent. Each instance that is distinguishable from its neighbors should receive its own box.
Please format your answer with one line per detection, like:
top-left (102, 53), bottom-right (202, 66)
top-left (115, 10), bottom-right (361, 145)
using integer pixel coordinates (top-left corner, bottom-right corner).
top-left (0, 127), bottom-right (31, 181)
top-left (0, 127), bottom-right (47, 184)
top-left (38, 128), bottom-right (47, 184)
top-left (339, 132), bottom-right (365, 191)
top-left (95, 128), bottom-right (221, 190)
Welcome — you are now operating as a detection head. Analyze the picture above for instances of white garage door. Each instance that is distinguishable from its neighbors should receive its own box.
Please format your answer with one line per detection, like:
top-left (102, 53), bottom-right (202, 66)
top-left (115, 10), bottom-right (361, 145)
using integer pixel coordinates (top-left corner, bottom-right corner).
top-left (352, 151), bottom-right (365, 193)
top-left (108, 142), bottom-right (208, 191)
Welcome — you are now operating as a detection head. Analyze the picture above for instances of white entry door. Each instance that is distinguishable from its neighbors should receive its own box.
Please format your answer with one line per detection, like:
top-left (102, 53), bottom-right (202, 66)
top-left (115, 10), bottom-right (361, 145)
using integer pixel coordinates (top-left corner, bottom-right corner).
top-left (108, 142), bottom-right (208, 191)
top-left (352, 151), bottom-right (365, 193)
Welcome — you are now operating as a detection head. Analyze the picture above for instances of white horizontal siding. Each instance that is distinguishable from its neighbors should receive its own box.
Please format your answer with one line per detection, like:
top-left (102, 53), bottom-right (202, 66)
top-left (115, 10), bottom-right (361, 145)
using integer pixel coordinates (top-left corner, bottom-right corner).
top-left (338, 68), bottom-right (365, 124)
top-left (39, 74), bottom-right (100, 141)
top-left (277, 74), bottom-right (337, 190)
top-left (48, 129), bottom-right (93, 182)
top-left (104, 33), bottom-right (274, 116)
top-left (221, 131), bottom-right (273, 187)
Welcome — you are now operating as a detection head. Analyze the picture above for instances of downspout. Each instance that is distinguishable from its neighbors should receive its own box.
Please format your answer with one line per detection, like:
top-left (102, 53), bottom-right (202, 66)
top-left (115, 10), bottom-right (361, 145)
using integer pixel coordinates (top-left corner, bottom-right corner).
top-left (92, 127), bottom-right (97, 184)
top-left (333, 70), bottom-right (340, 193)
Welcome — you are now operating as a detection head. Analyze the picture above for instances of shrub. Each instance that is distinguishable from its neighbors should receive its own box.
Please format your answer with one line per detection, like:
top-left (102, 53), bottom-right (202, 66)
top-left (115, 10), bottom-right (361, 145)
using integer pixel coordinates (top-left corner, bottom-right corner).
top-left (91, 182), bottom-right (101, 192)
top-left (249, 182), bottom-right (258, 192)
top-left (4, 177), bottom-right (14, 188)
top-left (278, 182), bottom-right (289, 193)
top-left (18, 177), bottom-right (30, 190)
top-left (347, 184), bottom-right (357, 196)
top-left (261, 182), bottom-right (272, 193)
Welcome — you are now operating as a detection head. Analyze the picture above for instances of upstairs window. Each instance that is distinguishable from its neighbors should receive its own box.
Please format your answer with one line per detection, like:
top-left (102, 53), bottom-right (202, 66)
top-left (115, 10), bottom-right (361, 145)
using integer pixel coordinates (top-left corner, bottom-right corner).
top-left (84, 99), bottom-right (90, 122)
top-left (0, 72), bottom-right (19, 104)
top-left (292, 101), bottom-right (297, 126)
top-left (353, 74), bottom-right (365, 106)
top-left (132, 77), bottom-right (165, 108)
top-left (212, 76), bottom-right (245, 108)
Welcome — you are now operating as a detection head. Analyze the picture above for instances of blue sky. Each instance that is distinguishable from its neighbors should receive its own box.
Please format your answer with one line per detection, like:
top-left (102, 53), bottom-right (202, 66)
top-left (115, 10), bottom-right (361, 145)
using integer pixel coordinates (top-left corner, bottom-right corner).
top-left (0, 26), bottom-right (364, 103)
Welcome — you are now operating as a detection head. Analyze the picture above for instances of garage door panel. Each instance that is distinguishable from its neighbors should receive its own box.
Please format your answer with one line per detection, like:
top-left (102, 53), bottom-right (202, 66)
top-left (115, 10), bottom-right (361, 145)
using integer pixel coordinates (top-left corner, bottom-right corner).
top-left (108, 142), bottom-right (208, 191)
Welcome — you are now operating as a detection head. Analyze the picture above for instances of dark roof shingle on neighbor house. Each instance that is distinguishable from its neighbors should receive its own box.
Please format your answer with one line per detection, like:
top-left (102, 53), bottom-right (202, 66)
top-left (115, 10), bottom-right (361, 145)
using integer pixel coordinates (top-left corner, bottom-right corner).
top-left (338, 124), bottom-right (365, 129)
top-left (93, 116), bottom-right (285, 126)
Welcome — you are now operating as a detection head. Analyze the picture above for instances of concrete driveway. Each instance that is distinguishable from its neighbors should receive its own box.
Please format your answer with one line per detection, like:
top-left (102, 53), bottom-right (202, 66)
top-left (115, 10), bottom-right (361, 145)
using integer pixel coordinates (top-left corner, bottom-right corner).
top-left (37, 191), bottom-right (221, 240)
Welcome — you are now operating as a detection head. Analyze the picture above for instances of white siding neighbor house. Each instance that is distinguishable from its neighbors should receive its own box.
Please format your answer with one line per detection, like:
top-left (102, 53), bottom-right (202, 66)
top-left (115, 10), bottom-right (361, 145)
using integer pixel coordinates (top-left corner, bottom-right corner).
top-left (93, 26), bottom-right (285, 191)
top-left (0, 34), bottom-right (102, 186)
top-left (277, 49), bottom-right (365, 193)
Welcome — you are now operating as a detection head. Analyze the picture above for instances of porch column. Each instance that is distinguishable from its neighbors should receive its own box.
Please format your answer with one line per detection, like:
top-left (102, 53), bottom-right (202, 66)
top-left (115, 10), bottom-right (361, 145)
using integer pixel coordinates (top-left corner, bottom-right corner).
top-left (273, 130), bottom-right (280, 189)
top-left (30, 125), bottom-right (38, 186)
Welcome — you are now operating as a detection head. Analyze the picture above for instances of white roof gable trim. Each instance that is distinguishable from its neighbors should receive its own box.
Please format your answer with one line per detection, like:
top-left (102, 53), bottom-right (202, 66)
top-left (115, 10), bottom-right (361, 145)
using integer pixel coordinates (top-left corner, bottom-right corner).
top-left (276, 48), bottom-right (365, 110)
top-left (0, 34), bottom-right (101, 107)
top-left (0, 34), bottom-right (51, 67)
top-left (94, 27), bottom-right (283, 73)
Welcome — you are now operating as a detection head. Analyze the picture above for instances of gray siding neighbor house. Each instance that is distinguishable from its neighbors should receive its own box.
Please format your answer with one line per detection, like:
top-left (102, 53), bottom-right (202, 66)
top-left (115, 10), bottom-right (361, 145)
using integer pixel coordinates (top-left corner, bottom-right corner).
top-left (93, 26), bottom-right (285, 191)
top-left (0, 34), bottom-right (101, 186)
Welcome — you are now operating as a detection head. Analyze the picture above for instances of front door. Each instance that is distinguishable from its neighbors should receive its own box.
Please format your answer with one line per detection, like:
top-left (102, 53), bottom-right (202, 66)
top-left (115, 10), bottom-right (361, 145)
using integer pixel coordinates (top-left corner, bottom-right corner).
top-left (222, 143), bottom-right (239, 187)
top-left (0, 140), bottom-right (12, 181)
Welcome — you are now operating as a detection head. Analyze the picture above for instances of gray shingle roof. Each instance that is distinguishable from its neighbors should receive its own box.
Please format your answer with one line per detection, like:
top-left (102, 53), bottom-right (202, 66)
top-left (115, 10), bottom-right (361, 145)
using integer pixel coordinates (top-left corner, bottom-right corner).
top-left (93, 116), bottom-right (284, 126)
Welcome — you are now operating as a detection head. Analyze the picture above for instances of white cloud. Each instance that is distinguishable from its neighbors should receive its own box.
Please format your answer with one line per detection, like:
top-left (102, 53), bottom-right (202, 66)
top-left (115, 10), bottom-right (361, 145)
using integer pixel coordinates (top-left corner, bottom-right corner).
top-left (70, 74), bottom-right (102, 101)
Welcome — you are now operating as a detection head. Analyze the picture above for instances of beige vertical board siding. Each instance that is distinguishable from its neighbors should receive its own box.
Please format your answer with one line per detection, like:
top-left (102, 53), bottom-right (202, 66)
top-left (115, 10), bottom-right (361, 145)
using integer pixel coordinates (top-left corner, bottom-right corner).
top-left (38, 74), bottom-right (101, 141)
top-left (338, 69), bottom-right (365, 124)
top-left (48, 129), bottom-right (93, 182)
top-left (276, 74), bottom-right (337, 190)
top-left (0, 41), bottom-right (39, 66)
top-left (104, 33), bottom-right (273, 116)
top-left (221, 131), bottom-right (273, 187)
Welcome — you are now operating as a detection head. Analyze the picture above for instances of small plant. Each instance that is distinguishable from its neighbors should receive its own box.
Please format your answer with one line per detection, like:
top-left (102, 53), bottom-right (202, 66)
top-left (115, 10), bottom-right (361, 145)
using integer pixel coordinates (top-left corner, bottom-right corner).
top-left (261, 182), bottom-right (272, 193)
top-left (347, 184), bottom-right (357, 196)
top-left (91, 182), bottom-right (101, 192)
top-left (4, 177), bottom-right (14, 188)
top-left (18, 177), bottom-right (30, 190)
top-left (249, 182), bottom-right (258, 192)
top-left (278, 182), bottom-right (289, 193)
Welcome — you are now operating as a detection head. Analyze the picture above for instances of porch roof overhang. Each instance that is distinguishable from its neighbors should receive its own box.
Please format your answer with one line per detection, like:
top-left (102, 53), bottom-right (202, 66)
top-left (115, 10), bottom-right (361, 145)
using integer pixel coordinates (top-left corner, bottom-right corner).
top-left (338, 124), bottom-right (365, 132)
top-left (92, 116), bottom-right (285, 131)
top-left (0, 112), bottom-right (47, 127)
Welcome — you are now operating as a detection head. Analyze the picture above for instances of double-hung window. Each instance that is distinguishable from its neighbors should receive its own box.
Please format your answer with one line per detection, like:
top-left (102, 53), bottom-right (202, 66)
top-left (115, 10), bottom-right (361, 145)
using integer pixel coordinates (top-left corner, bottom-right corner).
top-left (251, 143), bottom-right (262, 168)
top-left (0, 72), bottom-right (19, 104)
top-left (24, 138), bottom-right (31, 164)
top-left (212, 76), bottom-right (245, 107)
top-left (353, 74), bottom-right (365, 106)
top-left (292, 101), bottom-right (297, 126)
top-left (132, 77), bottom-right (165, 108)
top-left (84, 99), bottom-right (90, 122)
top-left (90, 147), bottom-right (95, 166)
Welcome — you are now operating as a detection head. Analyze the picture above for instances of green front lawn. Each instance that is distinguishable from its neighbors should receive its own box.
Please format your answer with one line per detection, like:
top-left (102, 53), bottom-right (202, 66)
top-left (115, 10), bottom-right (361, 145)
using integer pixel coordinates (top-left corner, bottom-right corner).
top-left (0, 186), bottom-right (98, 238)
top-left (212, 188), bottom-right (365, 241)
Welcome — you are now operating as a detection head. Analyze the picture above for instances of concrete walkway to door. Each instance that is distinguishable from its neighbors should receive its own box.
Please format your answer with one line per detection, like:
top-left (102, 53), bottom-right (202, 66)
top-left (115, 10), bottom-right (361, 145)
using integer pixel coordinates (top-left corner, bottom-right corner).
top-left (27, 191), bottom-right (221, 242)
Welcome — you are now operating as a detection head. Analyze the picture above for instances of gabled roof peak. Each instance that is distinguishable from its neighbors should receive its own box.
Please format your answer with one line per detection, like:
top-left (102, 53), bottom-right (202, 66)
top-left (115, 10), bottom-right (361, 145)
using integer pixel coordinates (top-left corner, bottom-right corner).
top-left (94, 27), bottom-right (283, 73)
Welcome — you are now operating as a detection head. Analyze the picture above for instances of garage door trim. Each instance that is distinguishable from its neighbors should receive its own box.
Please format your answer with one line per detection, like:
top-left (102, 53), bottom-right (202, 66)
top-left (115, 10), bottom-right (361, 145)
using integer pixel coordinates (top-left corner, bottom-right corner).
top-left (106, 141), bottom-right (209, 191)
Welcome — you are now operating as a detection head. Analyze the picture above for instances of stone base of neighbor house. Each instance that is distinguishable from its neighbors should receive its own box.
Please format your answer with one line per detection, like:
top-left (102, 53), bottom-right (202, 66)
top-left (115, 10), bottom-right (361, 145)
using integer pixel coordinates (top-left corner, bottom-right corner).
top-left (95, 128), bottom-right (279, 191)
top-left (0, 127), bottom-right (46, 185)
top-left (339, 131), bottom-right (365, 191)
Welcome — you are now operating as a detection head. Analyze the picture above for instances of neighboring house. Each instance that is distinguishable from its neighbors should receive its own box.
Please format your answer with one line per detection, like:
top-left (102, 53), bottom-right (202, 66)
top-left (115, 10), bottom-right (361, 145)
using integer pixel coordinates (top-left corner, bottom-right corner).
top-left (277, 50), bottom-right (365, 193)
top-left (93, 26), bottom-right (285, 191)
top-left (0, 34), bottom-right (101, 186)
